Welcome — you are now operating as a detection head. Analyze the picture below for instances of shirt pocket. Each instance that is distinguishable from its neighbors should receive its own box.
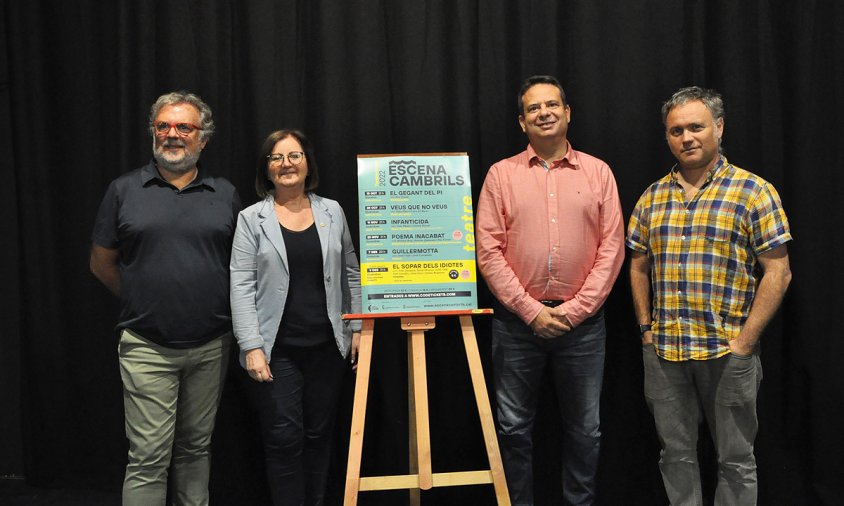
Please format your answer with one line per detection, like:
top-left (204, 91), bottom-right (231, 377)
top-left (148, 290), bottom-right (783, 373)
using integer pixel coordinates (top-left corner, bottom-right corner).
top-left (703, 227), bottom-right (732, 250)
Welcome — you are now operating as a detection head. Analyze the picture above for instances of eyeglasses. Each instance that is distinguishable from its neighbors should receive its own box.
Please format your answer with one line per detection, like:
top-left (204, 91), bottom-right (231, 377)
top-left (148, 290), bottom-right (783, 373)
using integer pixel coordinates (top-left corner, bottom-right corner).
top-left (267, 152), bottom-right (305, 165)
top-left (153, 122), bottom-right (202, 137)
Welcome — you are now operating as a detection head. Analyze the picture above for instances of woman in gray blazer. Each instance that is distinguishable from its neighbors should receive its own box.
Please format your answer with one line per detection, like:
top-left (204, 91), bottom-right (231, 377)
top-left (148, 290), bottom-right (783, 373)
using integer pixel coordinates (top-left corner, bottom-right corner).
top-left (230, 129), bottom-right (361, 506)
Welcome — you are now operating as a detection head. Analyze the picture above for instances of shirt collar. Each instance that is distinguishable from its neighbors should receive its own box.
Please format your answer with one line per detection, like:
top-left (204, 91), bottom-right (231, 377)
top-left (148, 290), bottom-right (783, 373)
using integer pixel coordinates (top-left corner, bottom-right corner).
top-left (670, 155), bottom-right (727, 185)
top-left (141, 159), bottom-right (216, 191)
top-left (527, 141), bottom-right (579, 169)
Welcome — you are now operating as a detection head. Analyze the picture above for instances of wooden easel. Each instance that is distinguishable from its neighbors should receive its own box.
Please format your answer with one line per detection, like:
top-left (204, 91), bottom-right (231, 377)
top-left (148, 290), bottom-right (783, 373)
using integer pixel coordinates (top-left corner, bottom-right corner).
top-left (342, 309), bottom-right (510, 506)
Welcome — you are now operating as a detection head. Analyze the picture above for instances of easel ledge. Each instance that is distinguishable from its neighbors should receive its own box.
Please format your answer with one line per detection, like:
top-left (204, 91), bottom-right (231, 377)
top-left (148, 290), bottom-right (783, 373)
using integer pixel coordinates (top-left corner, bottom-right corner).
top-left (343, 308), bottom-right (494, 320)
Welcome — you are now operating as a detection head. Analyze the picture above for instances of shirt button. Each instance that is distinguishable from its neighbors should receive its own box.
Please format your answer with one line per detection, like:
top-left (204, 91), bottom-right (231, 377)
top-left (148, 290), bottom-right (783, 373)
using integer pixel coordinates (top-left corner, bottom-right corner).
top-left (549, 193), bottom-right (555, 197)
top-left (681, 235), bottom-right (686, 240)
top-left (551, 218), bottom-right (556, 223)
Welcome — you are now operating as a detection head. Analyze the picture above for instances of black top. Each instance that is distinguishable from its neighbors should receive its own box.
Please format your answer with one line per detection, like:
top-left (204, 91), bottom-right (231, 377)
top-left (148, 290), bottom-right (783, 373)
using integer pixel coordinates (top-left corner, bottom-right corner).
top-left (274, 222), bottom-right (333, 349)
top-left (92, 160), bottom-right (242, 348)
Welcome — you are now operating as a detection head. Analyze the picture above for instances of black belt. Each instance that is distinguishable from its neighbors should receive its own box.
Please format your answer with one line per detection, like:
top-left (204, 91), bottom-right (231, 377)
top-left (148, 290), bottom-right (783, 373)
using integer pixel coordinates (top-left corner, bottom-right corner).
top-left (540, 300), bottom-right (564, 308)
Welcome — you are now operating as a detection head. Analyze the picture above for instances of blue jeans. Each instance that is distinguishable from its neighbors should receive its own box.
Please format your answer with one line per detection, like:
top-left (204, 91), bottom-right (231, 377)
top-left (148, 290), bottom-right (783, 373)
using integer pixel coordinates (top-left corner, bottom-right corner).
top-left (492, 308), bottom-right (606, 506)
top-left (643, 346), bottom-right (762, 505)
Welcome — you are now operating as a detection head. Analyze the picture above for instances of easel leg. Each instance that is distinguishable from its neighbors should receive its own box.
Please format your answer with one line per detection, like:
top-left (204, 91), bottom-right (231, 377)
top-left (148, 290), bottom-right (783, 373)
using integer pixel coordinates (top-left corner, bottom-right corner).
top-left (459, 315), bottom-right (511, 505)
top-left (409, 325), bottom-right (433, 490)
top-left (343, 319), bottom-right (375, 506)
top-left (408, 330), bottom-right (420, 506)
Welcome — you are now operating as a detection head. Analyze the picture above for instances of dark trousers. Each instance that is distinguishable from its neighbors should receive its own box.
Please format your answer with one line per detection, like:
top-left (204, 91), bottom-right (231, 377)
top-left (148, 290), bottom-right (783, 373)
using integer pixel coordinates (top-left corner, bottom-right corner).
top-left (251, 341), bottom-right (347, 506)
top-left (491, 309), bottom-right (606, 506)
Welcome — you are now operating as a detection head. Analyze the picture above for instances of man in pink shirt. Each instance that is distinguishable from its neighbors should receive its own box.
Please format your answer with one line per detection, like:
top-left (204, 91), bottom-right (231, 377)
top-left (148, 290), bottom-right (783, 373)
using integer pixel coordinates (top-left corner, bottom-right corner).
top-left (476, 75), bottom-right (625, 505)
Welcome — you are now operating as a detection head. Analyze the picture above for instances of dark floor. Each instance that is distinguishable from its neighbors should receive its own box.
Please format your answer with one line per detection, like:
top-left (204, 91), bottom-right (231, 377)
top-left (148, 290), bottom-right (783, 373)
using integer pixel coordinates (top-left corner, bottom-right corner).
top-left (0, 479), bottom-right (120, 506)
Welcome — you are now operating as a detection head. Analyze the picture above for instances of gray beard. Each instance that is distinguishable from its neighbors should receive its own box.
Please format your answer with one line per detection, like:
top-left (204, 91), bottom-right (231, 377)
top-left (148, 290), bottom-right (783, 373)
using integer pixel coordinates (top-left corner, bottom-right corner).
top-left (153, 149), bottom-right (201, 174)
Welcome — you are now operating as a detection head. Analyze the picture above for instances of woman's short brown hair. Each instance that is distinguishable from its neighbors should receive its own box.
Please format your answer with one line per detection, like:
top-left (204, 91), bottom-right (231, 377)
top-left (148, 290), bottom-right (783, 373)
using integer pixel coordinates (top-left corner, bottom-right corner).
top-left (255, 129), bottom-right (321, 198)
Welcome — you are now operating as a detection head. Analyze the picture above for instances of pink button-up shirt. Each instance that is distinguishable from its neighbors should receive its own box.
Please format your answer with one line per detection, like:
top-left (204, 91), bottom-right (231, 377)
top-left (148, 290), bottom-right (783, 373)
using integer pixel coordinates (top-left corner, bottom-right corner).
top-left (476, 143), bottom-right (625, 326)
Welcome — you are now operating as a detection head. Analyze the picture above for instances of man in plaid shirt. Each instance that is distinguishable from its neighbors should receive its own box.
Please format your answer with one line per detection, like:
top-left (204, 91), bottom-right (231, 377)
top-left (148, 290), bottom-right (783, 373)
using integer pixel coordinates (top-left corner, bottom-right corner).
top-left (627, 86), bottom-right (792, 505)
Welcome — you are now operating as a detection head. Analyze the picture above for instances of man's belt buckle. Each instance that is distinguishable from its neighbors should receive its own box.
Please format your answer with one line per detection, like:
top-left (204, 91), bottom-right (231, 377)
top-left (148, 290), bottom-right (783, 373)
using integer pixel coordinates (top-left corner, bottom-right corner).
top-left (540, 300), bottom-right (564, 308)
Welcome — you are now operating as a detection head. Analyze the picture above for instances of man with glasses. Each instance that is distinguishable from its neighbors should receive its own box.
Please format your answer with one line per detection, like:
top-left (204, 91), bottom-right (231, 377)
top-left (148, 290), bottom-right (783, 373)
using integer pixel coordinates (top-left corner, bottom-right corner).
top-left (628, 86), bottom-right (792, 504)
top-left (90, 91), bottom-right (241, 506)
top-left (476, 75), bottom-right (625, 505)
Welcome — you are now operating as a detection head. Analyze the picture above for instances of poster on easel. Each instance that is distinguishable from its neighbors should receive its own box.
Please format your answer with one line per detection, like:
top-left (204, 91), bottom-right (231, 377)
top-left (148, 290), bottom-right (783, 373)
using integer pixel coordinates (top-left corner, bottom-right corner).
top-left (356, 153), bottom-right (478, 314)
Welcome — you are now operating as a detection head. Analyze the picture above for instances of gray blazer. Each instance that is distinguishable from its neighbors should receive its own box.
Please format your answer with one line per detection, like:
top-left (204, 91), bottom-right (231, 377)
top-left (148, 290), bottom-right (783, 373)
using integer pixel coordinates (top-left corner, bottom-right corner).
top-left (230, 194), bottom-right (362, 367)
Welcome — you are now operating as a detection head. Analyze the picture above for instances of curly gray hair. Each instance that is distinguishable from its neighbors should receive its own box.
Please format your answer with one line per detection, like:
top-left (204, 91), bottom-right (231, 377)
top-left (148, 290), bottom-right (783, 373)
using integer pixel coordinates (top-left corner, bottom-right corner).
top-left (148, 91), bottom-right (215, 142)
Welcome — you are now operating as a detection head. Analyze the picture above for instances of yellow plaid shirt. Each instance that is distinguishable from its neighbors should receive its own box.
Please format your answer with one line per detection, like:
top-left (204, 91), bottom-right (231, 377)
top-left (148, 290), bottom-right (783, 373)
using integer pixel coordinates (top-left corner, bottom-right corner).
top-left (626, 158), bottom-right (792, 361)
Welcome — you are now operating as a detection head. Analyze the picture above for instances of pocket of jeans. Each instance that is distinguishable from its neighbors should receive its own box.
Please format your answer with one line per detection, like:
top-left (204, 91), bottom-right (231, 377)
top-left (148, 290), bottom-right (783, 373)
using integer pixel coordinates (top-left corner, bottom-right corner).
top-left (641, 343), bottom-right (656, 364)
top-left (729, 351), bottom-right (753, 360)
top-left (717, 354), bottom-right (758, 406)
top-left (642, 346), bottom-right (676, 401)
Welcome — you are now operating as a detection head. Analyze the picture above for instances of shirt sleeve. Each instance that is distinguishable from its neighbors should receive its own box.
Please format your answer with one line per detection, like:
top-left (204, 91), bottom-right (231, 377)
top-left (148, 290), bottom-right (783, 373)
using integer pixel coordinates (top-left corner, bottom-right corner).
top-left (91, 180), bottom-right (119, 248)
top-left (747, 182), bottom-right (792, 254)
top-left (230, 187), bottom-right (243, 220)
top-left (626, 190), bottom-right (652, 253)
top-left (340, 208), bottom-right (362, 332)
top-left (560, 164), bottom-right (626, 326)
top-left (229, 211), bottom-right (264, 354)
top-left (476, 163), bottom-right (545, 324)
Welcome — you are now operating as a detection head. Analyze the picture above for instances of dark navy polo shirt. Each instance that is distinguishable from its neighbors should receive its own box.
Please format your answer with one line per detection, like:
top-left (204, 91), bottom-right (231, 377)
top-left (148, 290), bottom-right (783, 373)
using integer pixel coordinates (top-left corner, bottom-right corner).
top-left (92, 161), bottom-right (242, 348)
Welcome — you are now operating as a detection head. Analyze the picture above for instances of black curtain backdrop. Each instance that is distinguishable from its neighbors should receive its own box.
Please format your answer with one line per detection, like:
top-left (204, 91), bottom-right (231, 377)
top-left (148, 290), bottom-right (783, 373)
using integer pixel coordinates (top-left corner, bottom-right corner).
top-left (2, 1), bottom-right (842, 504)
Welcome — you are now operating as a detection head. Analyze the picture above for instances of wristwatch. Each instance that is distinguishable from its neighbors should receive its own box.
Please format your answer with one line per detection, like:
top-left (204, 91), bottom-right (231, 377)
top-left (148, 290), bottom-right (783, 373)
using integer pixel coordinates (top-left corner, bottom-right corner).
top-left (638, 324), bottom-right (652, 336)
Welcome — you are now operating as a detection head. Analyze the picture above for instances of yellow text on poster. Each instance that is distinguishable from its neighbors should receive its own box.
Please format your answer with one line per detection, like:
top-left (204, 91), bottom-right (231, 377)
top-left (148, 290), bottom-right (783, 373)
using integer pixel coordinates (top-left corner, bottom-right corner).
top-left (362, 260), bottom-right (477, 285)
